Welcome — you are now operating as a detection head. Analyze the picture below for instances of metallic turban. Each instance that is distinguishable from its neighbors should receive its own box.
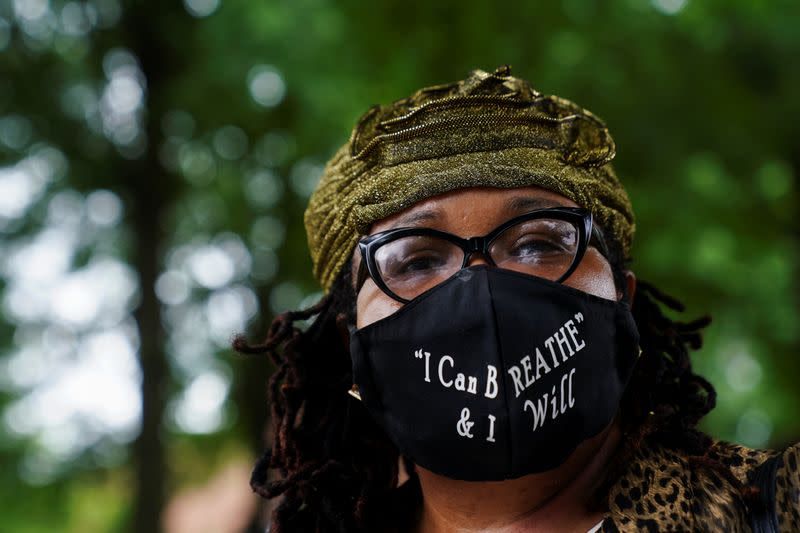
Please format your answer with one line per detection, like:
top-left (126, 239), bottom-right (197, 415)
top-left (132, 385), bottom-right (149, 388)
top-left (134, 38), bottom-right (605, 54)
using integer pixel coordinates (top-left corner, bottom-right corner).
top-left (304, 66), bottom-right (635, 292)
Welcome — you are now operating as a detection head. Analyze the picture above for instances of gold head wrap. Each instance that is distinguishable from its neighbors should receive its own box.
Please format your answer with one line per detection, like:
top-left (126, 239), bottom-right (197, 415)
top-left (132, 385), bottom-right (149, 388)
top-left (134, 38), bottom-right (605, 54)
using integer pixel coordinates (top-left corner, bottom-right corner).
top-left (305, 66), bottom-right (635, 292)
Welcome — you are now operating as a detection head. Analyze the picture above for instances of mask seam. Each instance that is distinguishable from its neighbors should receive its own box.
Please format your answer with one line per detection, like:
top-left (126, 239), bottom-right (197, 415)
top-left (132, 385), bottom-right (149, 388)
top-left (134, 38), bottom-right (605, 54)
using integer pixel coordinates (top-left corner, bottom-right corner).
top-left (349, 333), bottom-right (383, 413)
top-left (484, 269), bottom-right (516, 478)
top-left (354, 265), bottom-right (629, 337)
top-left (352, 269), bottom-right (471, 335)
top-left (490, 266), bottom-right (630, 309)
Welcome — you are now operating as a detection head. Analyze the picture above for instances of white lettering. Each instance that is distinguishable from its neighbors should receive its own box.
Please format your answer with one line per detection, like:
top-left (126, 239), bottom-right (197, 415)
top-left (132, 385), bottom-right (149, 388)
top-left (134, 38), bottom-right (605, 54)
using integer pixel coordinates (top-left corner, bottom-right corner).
top-left (485, 365), bottom-right (498, 398)
top-left (507, 365), bottom-right (524, 398)
top-left (424, 351), bottom-right (431, 382)
top-left (544, 337), bottom-right (560, 368)
top-left (487, 414), bottom-right (497, 443)
top-left (568, 368), bottom-right (576, 408)
top-left (521, 355), bottom-right (534, 388)
top-left (565, 319), bottom-right (585, 353)
top-left (467, 376), bottom-right (478, 395)
top-left (534, 347), bottom-right (551, 380)
top-left (524, 369), bottom-right (578, 431)
top-left (553, 327), bottom-right (574, 362)
top-left (438, 355), bottom-right (454, 388)
top-left (524, 394), bottom-right (549, 432)
top-left (457, 407), bottom-right (474, 438)
top-left (415, 349), bottom-right (432, 382)
top-left (455, 373), bottom-right (466, 391)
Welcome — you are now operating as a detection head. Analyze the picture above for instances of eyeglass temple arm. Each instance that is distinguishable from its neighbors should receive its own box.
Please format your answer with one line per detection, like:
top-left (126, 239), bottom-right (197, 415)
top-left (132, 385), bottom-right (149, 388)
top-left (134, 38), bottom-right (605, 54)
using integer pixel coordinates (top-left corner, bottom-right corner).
top-left (354, 254), bottom-right (369, 292)
top-left (590, 226), bottom-right (610, 258)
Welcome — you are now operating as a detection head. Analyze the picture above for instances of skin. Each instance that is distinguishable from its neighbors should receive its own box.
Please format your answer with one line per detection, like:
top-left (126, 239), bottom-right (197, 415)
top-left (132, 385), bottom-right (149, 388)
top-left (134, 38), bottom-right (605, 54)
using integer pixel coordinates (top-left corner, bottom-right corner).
top-left (351, 186), bottom-right (637, 533)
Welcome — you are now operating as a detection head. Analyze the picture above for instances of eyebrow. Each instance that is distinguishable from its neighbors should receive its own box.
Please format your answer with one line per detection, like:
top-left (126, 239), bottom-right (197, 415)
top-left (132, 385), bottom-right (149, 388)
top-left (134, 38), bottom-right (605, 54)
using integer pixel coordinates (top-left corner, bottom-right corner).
top-left (385, 209), bottom-right (440, 228)
top-left (385, 195), bottom-right (565, 230)
top-left (504, 196), bottom-right (564, 212)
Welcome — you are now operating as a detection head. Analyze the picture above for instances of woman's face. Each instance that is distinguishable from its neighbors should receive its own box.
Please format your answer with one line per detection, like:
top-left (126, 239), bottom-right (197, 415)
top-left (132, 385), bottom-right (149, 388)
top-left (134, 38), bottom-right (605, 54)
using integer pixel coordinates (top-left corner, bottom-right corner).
top-left (352, 186), bottom-right (626, 329)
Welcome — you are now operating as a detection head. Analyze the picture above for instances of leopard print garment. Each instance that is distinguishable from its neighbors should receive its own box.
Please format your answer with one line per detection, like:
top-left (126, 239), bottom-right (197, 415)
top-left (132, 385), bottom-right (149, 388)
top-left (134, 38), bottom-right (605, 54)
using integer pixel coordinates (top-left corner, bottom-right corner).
top-left (601, 439), bottom-right (800, 532)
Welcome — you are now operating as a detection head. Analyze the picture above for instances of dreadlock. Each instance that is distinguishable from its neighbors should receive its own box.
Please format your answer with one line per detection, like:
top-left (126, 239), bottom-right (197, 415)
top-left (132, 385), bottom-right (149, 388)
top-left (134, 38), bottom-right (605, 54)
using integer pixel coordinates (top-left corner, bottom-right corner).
top-left (234, 228), bottom-right (744, 532)
top-left (233, 257), bottom-right (408, 532)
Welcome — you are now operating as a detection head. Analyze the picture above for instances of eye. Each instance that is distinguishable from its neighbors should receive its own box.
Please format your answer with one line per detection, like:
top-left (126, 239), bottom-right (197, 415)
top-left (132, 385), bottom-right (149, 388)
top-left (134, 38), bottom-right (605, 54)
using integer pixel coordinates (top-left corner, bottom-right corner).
top-left (375, 235), bottom-right (462, 281)
top-left (492, 218), bottom-right (579, 264)
top-left (508, 234), bottom-right (565, 257)
top-left (393, 250), bottom-right (447, 274)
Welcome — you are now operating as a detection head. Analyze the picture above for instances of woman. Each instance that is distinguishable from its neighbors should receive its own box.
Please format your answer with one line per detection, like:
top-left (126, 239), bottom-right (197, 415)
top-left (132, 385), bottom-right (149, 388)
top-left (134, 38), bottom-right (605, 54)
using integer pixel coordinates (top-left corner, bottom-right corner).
top-left (235, 67), bottom-right (799, 532)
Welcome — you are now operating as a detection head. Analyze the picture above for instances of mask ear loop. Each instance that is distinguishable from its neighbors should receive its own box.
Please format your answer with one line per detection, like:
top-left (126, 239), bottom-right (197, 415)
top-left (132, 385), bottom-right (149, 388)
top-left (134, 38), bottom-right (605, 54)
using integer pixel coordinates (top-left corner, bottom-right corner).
top-left (337, 312), bottom-right (364, 401)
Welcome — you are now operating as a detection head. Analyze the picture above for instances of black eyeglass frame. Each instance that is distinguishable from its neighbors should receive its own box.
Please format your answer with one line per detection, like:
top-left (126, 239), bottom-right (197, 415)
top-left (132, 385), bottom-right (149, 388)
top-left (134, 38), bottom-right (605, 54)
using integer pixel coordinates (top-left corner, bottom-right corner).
top-left (356, 207), bottom-right (609, 303)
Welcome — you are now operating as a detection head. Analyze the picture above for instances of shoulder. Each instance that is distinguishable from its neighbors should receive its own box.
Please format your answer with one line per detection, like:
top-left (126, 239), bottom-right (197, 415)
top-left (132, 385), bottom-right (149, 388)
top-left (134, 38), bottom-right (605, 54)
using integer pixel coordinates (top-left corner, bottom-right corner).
top-left (706, 438), bottom-right (800, 530)
top-left (775, 442), bottom-right (800, 532)
top-left (705, 438), bottom-right (779, 482)
top-left (605, 435), bottom-right (799, 532)
top-left (709, 442), bottom-right (800, 531)
top-left (604, 437), bottom-right (696, 531)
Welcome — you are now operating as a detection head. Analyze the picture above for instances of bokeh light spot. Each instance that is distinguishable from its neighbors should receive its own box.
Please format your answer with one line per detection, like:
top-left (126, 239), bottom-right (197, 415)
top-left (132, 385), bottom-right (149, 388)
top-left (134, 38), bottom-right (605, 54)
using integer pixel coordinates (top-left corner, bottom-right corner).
top-left (103, 74), bottom-right (143, 115)
top-left (250, 215), bottom-right (285, 250)
top-left (187, 245), bottom-right (236, 289)
top-left (4, 227), bottom-right (74, 284)
top-left (250, 249), bottom-right (279, 283)
top-left (0, 115), bottom-right (33, 150)
top-left (289, 159), bottom-right (323, 199)
top-left (685, 153), bottom-right (724, 196)
top-left (269, 282), bottom-right (304, 314)
top-left (178, 142), bottom-right (216, 184)
top-left (756, 160), bottom-right (792, 201)
top-left (14, 0), bottom-right (50, 21)
top-left (2, 325), bottom-right (141, 466)
top-left (254, 132), bottom-right (294, 167)
top-left (724, 350), bottom-right (762, 393)
top-left (173, 371), bottom-right (229, 434)
top-left (183, 0), bottom-right (220, 18)
top-left (206, 285), bottom-right (258, 346)
top-left (47, 189), bottom-right (84, 228)
top-left (212, 125), bottom-right (248, 160)
top-left (691, 226), bottom-right (734, 273)
top-left (60, 2), bottom-right (92, 36)
top-left (102, 48), bottom-right (139, 79)
top-left (0, 18), bottom-right (11, 51)
top-left (86, 189), bottom-right (123, 227)
top-left (735, 409), bottom-right (772, 448)
top-left (0, 167), bottom-right (41, 219)
top-left (61, 83), bottom-right (98, 121)
top-left (156, 270), bottom-right (191, 306)
top-left (247, 65), bottom-right (286, 108)
top-left (49, 259), bottom-right (138, 328)
top-left (91, 0), bottom-right (121, 28)
top-left (245, 169), bottom-right (284, 210)
top-left (215, 234), bottom-right (252, 278)
top-left (651, 0), bottom-right (688, 15)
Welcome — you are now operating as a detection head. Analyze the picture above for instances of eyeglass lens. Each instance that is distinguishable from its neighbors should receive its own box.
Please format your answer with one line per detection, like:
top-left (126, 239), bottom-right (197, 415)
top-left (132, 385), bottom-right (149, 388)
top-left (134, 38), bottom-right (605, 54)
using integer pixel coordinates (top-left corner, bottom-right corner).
top-left (373, 218), bottom-right (580, 301)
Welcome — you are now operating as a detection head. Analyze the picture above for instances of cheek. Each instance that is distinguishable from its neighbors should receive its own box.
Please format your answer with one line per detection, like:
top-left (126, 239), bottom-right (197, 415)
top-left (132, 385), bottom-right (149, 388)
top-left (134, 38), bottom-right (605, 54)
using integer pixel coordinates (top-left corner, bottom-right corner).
top-left (564, 250), bottom-right (618, 301)
top-left (356, 282), bottom-right (404, 328)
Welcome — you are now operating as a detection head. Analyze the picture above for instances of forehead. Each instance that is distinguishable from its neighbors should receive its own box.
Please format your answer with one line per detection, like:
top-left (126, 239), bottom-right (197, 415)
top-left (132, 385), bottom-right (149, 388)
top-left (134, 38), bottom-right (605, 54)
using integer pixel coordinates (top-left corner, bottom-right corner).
top-left (369, 185), bottom-right (580, 234)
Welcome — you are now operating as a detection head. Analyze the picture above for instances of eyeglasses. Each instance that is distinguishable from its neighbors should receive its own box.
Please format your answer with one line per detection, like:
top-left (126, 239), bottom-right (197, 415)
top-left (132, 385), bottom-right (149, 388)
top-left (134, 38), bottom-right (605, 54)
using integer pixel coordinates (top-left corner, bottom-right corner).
top-left (356, 207), bottom-right (609, 303)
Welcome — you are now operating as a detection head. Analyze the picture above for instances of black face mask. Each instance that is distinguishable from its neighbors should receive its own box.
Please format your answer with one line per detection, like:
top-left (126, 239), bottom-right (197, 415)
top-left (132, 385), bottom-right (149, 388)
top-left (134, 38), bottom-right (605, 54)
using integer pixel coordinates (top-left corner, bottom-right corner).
top-left (349, 266), bottom-right (640, 481)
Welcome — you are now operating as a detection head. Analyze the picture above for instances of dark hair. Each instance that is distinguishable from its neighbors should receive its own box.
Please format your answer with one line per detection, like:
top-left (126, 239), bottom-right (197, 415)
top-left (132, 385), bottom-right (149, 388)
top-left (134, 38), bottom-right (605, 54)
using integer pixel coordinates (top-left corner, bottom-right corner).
top-left (234, 228), bottom-right (737, 532)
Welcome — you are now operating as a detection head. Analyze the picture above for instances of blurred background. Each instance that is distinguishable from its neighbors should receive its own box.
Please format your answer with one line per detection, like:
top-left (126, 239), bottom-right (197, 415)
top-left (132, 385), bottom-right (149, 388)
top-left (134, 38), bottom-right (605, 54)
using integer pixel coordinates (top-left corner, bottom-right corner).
top-left (0, 0), bottom-right (798, 531)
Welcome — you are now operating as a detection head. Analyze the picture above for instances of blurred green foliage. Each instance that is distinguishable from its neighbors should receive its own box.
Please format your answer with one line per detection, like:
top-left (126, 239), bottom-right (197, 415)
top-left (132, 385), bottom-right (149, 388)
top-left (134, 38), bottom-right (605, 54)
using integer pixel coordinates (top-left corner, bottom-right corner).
top-left (0, 0), bottom-right (797, 531)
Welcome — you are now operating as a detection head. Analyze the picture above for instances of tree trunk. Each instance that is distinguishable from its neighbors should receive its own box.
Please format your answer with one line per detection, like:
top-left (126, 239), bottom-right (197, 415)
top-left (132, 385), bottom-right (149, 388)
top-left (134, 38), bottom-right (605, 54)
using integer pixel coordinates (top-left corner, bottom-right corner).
top-left (120, 3), bottom-right (184, 531)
